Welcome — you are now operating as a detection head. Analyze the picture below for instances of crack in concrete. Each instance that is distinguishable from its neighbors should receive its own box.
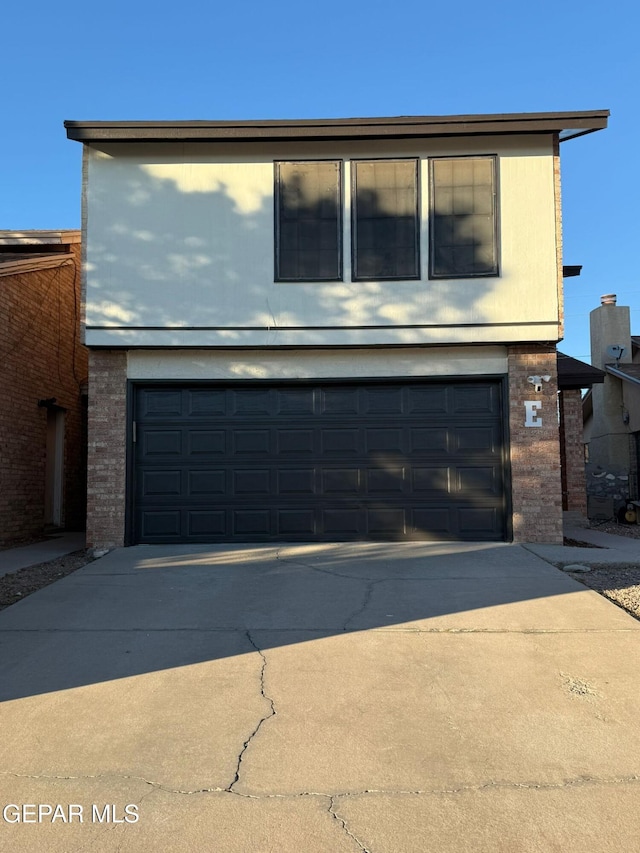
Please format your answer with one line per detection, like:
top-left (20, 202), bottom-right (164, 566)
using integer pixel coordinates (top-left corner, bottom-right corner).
top-left (275, 548), bottom-right (382, 632)
top-left (329, 795), bottom-right (373, 853)
top-left (4, 771), bottom-right (639, 800)
top-left (227, 630), bottom-right (276, 793)
top-left (343, 580), bottom-right (380, 631)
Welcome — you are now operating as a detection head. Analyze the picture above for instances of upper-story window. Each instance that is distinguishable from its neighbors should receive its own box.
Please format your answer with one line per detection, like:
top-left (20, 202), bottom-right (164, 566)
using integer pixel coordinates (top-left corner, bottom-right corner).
top-left (429, 156), bottom-right (499, 279)
top-left (274, 160), bottom-right (342, 281)
top-left (274, 155), bottom-right (499, 282)
top-left (351, 159), bottom-right (420, 281)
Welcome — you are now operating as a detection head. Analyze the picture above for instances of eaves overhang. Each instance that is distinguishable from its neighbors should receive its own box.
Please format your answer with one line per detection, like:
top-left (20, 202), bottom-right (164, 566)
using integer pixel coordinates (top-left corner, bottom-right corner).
top-left (64, 110), bottom-right (609, 144)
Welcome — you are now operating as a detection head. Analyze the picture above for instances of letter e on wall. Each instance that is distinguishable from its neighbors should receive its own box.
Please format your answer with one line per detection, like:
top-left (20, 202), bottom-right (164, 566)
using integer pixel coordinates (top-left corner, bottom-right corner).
top-left (524, 401), bottom-right (542, 427)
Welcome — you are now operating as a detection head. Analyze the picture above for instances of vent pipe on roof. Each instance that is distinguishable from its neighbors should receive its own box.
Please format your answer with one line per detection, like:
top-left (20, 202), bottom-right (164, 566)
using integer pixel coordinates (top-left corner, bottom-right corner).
top-left (601, 293), bottom-right (617, 305)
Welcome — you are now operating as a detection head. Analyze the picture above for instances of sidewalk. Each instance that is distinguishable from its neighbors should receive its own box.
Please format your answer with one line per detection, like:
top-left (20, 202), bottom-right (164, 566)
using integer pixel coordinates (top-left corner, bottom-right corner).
top-left (0, 532), bottom-right (86, 577)
top-left (526, 524), bottom-right (640, 567)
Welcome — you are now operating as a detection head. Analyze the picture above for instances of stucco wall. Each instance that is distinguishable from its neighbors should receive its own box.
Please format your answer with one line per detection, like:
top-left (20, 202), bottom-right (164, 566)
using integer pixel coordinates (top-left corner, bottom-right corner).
top-left (84, 135), bottom-right (560, 348)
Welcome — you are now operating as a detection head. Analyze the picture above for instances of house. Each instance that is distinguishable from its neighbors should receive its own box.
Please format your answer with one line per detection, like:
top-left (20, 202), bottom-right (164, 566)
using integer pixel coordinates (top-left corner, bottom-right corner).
top-left (64, 110), bottom-right (608, 548)
top-left (583, 294), bottom-right (640, 506)
top-left (0, 230), bottom-right (88, 546)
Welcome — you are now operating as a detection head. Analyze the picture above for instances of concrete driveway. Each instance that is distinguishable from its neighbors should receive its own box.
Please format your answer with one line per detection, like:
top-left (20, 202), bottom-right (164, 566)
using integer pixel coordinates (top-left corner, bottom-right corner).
top-left (1, 542), bottom-right (639, 852)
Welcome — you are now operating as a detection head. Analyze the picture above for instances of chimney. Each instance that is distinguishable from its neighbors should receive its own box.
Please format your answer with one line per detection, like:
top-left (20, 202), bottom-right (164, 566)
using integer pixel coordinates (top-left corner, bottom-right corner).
top-left (590, 295), bottom-right (632, 369)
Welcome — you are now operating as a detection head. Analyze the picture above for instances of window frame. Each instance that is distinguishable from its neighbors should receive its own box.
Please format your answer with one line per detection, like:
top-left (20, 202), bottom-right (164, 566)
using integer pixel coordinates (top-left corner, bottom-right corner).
top-left (274, 159), bottom-right (343, 283)
top-left (428, 154), bottom-right (500, 280)
top-left (350, 157), bottom-right (421, 282)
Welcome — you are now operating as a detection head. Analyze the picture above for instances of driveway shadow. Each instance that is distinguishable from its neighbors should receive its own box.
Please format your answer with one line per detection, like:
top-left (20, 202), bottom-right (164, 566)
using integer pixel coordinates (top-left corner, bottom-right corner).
top-left (0, 542), bottom-right (636, 702)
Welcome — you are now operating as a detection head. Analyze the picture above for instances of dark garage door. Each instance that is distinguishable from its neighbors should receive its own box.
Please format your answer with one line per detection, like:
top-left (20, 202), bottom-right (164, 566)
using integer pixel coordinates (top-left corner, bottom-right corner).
top-left (131, 380), bottom-right (507, 543)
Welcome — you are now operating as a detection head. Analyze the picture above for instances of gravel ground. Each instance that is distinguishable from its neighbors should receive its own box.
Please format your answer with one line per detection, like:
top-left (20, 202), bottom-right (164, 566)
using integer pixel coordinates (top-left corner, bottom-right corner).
top-left (0, 537), bottom-right (639, 623)
top-left (0, 551), bottom-right (93, 612)
top-left (568, 565), bottom-right (640, 623)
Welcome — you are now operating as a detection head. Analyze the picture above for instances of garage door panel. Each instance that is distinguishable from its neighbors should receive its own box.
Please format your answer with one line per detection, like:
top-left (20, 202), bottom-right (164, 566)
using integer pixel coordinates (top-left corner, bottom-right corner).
top-left (188, 430), bottom-right (226, 455)
top-left (409, 428), bottom-right (449, 454)
top-left (188, 389), bottom-right (227, 416)
top-left (366, 428), bottom-right (403, 453)
top-left (143, 429), bottom-right (182, 456)
top-left (277, 429), bottom-right (315, 455)
top-left (323, 508), bottom-right (362, 535)
top-left (277, 469), bottom-right (316, 495)
top-left (407, 386), bottom-right (448, 414)
top-left (188, 510), bottom-right (226, 536)
top-left (140, 510), bottom-right (181, 538)
top-left (234, 470), bottom-right (271, 495)
top-left (367, 468), bottom-right (405, 494)
top-left (456, 467), bottom-right (500, 495)
top-left (277, 509), bottom-right (316, 535)
top-left (321, 429), bottom-right (360, 455)
top-left (321, 388), bottom-right (360, 415)
top-left (140, 470), bottom-right (181, 497)
top-left (232, 388), bottom-right (272, 414)
top-left (234, 430), bottom-right (270, 454)
top-left (276, 389), bottom-right (315, 415)
top-left (412, 467), bottom-right (451, 494)
top-left (322, 468), bottom-right (361, 494)
top-left (133, 380), bottom-right (506, 543)
top-left (452, 384), bottom-right (499, 414)
top-left (233, 509), bottom-right (271, 535)
top-left (188, 470), bottom-right (226, 495)
top-left (139, 389), bottom-right (184, 418)
top-left (364, 387), bottom-right (403, 414)
top-left (453, 426), bottom-right (500, 454)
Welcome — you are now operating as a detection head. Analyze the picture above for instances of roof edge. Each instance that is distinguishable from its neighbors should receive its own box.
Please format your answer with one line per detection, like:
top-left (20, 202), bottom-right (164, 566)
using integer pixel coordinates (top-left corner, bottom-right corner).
top-left (64, 110), bottom-right (609, 144)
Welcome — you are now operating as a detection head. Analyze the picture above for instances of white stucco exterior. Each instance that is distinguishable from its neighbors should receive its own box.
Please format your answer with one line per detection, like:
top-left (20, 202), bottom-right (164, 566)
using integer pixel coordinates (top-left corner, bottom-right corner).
top-left (83, 135), bottom-right (560, 348)
top-left (126, 346), bottom-right (508, 381)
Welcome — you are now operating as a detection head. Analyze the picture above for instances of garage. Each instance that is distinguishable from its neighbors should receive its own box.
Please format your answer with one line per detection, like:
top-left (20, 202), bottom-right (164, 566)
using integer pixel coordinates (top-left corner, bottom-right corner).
top-left (130, 380), bottom-right (508, 543)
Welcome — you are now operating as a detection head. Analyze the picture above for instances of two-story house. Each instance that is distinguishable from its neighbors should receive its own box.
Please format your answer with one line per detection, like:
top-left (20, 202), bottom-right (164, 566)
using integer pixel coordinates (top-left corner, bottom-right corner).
top-left (65, 110), bottom-right (608, 549)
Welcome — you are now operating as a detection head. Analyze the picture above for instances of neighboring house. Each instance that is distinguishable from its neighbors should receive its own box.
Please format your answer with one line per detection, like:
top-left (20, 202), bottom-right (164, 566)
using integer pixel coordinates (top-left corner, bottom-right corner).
top-left (0, 231), bottom-right (88, 546)
top-left (557, 351), bottom-right (604, 523)
top-left (583, 294), bottom-right (640, 505)
top-left (65, 110), bottom-right (608, 548)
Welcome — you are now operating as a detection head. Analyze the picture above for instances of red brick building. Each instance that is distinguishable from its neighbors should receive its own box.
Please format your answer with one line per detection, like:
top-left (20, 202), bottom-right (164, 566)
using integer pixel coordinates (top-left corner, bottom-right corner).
top-left (0, 231), bottom-right (88, 545)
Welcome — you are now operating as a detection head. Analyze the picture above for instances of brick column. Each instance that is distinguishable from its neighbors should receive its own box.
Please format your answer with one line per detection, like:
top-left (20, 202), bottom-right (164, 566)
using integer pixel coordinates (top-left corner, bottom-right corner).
top-left (559, 389), bottom-right (588, 515)
top-left (508, 346), bottom-right (563, 543)
top-left (87, 350), bottom-right (127, 550)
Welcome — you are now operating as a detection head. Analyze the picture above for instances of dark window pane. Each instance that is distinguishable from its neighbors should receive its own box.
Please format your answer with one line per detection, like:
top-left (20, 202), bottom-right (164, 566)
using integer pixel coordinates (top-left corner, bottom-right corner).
top-left (430, 157), bottom-right (498, 278)
top-left (275, 161), bottom-right (341, 281)
top-left (352, 160), bottom-right (419, 281)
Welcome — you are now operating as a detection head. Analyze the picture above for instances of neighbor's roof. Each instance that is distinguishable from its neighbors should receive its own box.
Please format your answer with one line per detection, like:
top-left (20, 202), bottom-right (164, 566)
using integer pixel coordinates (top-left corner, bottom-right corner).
top-left (605, 363), bottom-right (640, 388)
top-left (557, 352), bottom-right (605, 390)
top-left (64, 110), bottom-right (609, 144)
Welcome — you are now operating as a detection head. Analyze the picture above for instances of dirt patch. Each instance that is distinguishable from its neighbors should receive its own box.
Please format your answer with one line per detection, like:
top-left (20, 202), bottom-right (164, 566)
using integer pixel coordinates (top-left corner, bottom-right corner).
top-left (563, 537), bottom-right (603, 548)
top-left (0, 551), bottom-right (94, 611)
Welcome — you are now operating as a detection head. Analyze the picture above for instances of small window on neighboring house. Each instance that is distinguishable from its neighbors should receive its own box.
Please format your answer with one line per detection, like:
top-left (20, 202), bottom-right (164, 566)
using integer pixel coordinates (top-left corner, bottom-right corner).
top-left (274, 161), bottom-right (342, 281)
top-left (351, 159), bottom-right (420, 281)
top-left (430, 156), bottom-right (499, 279)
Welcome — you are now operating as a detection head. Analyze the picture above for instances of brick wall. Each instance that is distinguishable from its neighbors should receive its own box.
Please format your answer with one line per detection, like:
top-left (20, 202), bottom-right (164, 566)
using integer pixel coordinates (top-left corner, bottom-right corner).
top-left (0, 243), bottom-right (88, 545)
top-left (86, 350), bottom-right (127, 549)
top-left (559, 389), bottom-right (587, 515)
top-left (508, 346), bottom-right (563, 543)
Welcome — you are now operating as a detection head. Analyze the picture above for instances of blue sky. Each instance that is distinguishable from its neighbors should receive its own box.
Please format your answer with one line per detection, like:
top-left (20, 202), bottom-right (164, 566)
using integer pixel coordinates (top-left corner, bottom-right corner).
top-left (2, 0), bottom-right (637, 361)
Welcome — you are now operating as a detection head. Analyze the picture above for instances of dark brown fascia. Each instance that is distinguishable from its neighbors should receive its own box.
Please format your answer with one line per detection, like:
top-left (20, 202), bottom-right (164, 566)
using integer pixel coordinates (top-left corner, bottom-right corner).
top-left (64, 110), bottom-right (609, 144)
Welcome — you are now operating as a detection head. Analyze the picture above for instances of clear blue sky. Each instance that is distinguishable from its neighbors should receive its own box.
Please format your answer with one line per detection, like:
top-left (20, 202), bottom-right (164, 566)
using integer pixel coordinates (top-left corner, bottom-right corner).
top-left (2, 0), bottom-right (637, 361)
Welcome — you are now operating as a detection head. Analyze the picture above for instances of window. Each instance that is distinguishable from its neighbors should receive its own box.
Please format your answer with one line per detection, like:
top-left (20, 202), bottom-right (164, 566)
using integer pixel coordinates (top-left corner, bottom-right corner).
top-left (274, 161), bottom-right (342, 281)
top-left (430, 156), bottom-right (498, 279)
top-left (352, 159), bottom-right (419, 281)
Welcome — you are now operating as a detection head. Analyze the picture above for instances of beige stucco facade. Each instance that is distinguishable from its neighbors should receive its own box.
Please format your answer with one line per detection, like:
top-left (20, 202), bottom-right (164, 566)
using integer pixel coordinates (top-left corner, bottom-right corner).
top-left (83, 135), bottom-right (560, 348)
